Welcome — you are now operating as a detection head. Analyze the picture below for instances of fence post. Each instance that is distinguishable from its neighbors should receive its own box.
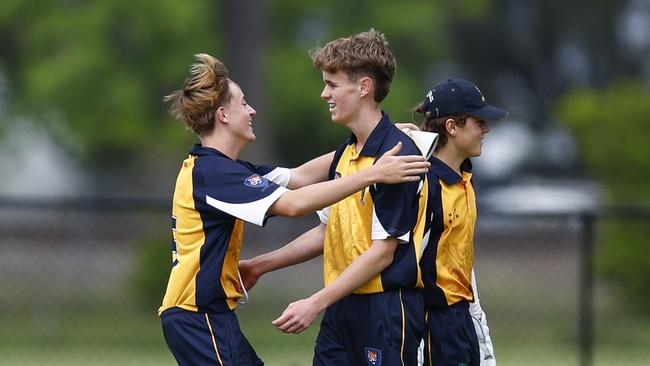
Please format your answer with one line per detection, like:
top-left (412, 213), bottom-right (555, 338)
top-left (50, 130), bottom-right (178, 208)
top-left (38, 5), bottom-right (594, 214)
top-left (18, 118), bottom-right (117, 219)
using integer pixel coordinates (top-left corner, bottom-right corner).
top-left (578, 212), bottom-right (596, 366)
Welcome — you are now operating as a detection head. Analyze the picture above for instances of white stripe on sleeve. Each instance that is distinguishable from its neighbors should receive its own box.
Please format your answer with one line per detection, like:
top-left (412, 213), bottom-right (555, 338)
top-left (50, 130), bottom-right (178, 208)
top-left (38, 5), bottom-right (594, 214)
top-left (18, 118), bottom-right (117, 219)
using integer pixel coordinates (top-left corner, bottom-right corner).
top-left (206, 186), bottom-right (288, 226)
top-left (371, 207), bottom-right (410, 243)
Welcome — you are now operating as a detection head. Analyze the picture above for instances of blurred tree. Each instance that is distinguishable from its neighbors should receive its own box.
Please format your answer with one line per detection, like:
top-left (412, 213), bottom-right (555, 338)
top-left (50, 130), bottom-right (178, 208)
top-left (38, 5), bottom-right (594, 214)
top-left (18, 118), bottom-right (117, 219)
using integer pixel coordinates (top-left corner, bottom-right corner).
top-left (1, 0), bottom-right (224, 158)
top-left (221, 0), bottom-right (273, 161)
top-left (0, 0), bottom-right (221, 194)
top-left (556, 80), bottom-right (650, 310)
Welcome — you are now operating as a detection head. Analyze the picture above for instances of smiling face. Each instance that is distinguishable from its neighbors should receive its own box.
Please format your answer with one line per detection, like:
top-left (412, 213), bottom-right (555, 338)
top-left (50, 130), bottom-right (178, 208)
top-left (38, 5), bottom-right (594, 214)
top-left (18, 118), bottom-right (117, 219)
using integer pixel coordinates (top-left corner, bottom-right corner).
top-left (454, 116), bottom-right (491, 158)
top-left (221, 81), bottom-right (257, 143)
top-left (319, 70), bottom-right (362, 125)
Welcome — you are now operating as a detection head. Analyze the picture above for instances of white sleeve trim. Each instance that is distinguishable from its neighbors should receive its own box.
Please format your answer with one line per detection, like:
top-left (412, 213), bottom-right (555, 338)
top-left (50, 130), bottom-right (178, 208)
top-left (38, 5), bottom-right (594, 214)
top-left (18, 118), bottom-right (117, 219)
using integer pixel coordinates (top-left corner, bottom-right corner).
top-left (317, 207), bottom-right (329, 225)
top-left (371, 207), bottom-right (410, 243)
top-left (263, 167), bottom-right (291, 187)
top-left (206, 186), bottom-right (288, 227)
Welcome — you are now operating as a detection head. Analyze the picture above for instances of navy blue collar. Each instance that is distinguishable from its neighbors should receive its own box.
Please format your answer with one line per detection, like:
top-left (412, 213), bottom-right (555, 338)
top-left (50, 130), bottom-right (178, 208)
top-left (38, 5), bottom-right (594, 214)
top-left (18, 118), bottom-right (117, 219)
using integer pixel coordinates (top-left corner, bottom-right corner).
top-left (345, 111), bottom-right (393, 157)
top-left (429, 157), bottom-right (472, 185)
top-left (190, 144), bottom-right (231, 159)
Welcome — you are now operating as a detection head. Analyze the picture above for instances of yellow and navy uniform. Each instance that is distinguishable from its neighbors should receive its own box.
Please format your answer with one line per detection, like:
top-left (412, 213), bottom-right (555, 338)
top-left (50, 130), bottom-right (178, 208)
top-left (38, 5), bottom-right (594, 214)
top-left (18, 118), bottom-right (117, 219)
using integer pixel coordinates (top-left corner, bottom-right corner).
top-left (159, 144), bottom-right (289, 315)
top-left (313, 112), bottom-right (429, 366)
top-left (160, 144), bottom-right (291, 366)
top-left (420, 157), bottom-right (481, 366)
top-left (420, 157), bottom-right (476, 308)
top-left (319, 113), bottom-right (429, 293)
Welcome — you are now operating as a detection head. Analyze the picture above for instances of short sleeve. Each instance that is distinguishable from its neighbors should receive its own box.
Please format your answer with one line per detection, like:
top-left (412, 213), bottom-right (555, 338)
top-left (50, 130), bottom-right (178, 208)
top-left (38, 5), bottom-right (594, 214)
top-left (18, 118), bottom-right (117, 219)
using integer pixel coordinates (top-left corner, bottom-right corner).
top-left (197, 157), bottom-right (288, 226)
top-left (250, 163), bottom-right (292, 187)
top-left (369, 179), bottom-right (421, 242)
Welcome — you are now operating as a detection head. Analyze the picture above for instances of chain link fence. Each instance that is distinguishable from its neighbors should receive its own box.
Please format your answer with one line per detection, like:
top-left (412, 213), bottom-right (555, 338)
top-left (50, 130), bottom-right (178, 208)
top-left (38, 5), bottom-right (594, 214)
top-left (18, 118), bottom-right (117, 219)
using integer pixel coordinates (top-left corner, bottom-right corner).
top-left (0, 197), bottom-right (648, 366)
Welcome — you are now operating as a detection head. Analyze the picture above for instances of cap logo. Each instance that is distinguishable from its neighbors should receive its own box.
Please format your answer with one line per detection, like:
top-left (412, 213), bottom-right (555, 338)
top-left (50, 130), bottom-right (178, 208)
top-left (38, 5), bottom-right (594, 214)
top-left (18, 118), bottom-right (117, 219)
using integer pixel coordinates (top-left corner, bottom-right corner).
top-left (474, 85), bottom-right (486, 102)
top-left (426, 90), bottom-right (434, 103)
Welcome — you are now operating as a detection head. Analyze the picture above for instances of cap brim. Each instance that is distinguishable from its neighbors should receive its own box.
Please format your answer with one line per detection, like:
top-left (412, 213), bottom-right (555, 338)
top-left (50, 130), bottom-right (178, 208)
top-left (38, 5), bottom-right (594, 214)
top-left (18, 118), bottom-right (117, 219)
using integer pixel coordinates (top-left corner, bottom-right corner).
top-left (468, 105), bottom-right (509, 121)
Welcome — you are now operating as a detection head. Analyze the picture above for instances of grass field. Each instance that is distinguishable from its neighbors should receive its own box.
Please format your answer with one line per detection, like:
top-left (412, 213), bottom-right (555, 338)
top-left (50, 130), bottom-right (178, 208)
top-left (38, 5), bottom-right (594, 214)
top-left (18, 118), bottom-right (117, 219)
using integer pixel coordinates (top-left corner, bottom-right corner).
top-left (2, 300), bottom-right (649, 366)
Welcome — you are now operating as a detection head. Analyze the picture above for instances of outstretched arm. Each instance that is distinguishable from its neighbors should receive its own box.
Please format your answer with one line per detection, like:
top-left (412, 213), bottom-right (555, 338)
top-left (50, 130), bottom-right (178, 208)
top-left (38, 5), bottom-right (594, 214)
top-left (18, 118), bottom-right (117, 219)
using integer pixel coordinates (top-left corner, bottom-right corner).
top-left (287, 151), bottom-right (335, 189)
top-left (269, 142), bottom-right (429, 218)
top-left (470, 268), bottom-right (496, 365)
top-left (272, 237), bottom-right (397, 334)
top-left (239, 224), bottom-right (325, 290)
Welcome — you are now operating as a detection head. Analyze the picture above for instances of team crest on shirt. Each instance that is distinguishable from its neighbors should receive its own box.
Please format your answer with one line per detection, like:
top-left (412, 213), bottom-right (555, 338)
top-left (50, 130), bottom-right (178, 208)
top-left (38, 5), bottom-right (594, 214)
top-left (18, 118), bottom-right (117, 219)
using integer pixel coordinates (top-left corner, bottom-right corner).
top-left (244, 174), bottom-right (269, 188)
top-left (365, 347), bottom-right (382, 365)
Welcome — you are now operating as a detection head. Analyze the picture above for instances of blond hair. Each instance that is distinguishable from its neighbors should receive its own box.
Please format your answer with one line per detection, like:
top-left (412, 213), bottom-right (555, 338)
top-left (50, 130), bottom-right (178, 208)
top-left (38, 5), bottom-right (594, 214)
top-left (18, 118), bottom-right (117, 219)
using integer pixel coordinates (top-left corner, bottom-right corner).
top-left (310, 29), bottom-right (395, 103)
top-left (164, 53), bottom-right (232, 135)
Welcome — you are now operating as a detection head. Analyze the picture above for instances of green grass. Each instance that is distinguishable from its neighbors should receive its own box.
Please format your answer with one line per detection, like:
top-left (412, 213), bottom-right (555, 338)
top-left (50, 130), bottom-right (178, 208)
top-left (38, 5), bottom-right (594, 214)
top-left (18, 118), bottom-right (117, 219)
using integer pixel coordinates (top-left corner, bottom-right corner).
top-left (2, 307), bottom-right (649, 366)
top-left (2, 279), bottom-right (649, 366)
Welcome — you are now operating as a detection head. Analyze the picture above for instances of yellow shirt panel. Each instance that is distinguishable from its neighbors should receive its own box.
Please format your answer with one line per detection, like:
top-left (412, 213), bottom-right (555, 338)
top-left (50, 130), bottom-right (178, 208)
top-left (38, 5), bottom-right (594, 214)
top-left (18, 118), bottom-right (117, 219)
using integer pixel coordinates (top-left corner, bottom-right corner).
top-left (436, 171), bottom-right (476, 304)
top-left (323, 145), bottom-right (384, 294)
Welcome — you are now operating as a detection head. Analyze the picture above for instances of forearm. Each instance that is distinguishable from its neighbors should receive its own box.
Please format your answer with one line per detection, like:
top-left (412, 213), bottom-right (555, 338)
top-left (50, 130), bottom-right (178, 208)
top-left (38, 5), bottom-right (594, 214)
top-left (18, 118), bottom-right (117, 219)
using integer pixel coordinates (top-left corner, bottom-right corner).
top-left (309, 238), bottom-right (397, 311)
top-left (249, 224), bottom-right (325, 277)
top-left (271, 142), bottom-right (428, 217)
top-left (270, 165), bottom-right (378, 217)
top-left (287, 151), bottom-right (335, 189)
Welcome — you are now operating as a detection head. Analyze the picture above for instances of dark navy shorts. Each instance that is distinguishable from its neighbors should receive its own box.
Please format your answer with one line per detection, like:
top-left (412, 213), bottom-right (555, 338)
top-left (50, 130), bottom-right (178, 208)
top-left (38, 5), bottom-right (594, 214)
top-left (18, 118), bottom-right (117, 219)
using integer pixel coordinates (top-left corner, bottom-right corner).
top-left (423, 300), bottom-right (479, 366)
top-left (313, 289), bottom-right (424, 366)
top-left (161, 307), bottom-right (263, 366)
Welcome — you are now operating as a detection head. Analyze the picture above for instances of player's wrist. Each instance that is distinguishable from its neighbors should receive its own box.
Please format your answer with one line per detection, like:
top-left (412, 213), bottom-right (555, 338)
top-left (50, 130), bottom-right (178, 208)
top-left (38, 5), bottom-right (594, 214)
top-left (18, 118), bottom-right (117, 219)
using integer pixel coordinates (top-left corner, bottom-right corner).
top-left (308, 291), bottom-right (330, 313)
top-left (365, 164), bottom-right (381, 185)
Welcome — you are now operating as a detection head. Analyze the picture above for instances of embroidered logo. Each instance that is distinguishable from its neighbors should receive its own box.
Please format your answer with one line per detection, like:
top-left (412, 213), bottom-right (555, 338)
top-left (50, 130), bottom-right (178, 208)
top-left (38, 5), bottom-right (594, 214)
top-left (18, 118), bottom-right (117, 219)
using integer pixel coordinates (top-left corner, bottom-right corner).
top-left (474, 85), bottom-right (486, 102)
top-left (365, 347), bottom-right (382, 365)
top-left (244, 174), bottom-right (269, 188)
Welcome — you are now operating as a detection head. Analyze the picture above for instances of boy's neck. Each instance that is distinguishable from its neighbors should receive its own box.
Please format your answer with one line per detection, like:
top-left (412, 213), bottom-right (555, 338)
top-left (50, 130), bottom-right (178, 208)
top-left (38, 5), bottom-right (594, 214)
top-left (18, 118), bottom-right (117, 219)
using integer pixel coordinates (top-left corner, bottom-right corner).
top-left (200, 131), bottom-right (244, 160)
top-left (434, 148), bottom-right (466, 176)
top-left (346, 106), bottom-right (383, 151)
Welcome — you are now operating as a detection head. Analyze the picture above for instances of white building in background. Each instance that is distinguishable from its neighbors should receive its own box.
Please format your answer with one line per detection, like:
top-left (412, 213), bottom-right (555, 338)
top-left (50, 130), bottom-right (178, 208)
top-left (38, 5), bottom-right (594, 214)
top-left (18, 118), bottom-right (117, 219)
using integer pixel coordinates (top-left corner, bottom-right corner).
top-left (0, 121), bottom-right (86, 198)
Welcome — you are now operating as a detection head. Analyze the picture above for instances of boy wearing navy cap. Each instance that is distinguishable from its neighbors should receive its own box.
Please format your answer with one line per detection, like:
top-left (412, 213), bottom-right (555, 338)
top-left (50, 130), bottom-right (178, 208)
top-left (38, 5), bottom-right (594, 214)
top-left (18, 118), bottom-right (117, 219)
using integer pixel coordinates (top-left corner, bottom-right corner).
top-left (414, 79), bottom-right (508, 366)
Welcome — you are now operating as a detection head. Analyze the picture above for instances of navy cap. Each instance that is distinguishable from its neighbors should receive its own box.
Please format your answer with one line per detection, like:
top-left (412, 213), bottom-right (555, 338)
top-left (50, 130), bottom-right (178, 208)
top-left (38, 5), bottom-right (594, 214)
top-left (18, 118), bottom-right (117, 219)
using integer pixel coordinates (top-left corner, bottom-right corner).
top-left (423, 79), bottom-right (509, 121)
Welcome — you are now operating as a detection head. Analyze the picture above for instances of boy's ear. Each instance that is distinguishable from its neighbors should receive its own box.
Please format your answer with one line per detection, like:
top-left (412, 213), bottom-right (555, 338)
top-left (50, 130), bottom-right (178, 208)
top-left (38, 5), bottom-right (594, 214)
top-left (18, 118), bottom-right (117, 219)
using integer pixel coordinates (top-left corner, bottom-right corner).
top-left (216, 106), bottom-right (227, 123)
top-left (445, 118), bottom-right (457, 136)
top-left (359, 77), bottom-right (373, 98)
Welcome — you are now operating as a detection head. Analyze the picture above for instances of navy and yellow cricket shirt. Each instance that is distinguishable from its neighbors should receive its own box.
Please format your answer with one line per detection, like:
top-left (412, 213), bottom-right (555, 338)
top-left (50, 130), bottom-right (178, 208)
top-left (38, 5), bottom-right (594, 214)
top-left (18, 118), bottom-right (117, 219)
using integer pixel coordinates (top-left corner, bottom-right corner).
top-left (319, 112), bottom-right (429, 294)
top-left (159, 144), bottom-right (290, 315)
top-left (420, 157), bottom-right (476, 308)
